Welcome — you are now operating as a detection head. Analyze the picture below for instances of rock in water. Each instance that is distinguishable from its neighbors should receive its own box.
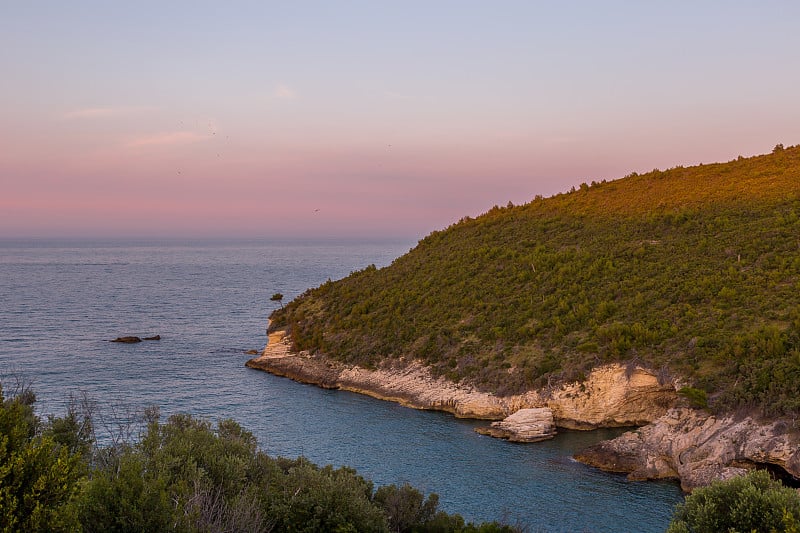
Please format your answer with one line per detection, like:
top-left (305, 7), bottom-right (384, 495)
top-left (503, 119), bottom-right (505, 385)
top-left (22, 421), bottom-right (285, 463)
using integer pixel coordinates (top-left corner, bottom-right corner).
top-left (475, 408), bottom-right (557, 442)
top-left (143, 335), bottom-right (161, 341)
top-left (111, 336), bottom-right (142, 343)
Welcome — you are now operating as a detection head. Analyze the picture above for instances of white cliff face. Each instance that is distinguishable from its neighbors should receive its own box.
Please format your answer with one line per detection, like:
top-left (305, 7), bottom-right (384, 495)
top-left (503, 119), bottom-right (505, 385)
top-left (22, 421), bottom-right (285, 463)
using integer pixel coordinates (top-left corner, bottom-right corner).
top-left (547, 365), bottom-right (677, 429)
top-left (574, 407), bottom-right (800, 492)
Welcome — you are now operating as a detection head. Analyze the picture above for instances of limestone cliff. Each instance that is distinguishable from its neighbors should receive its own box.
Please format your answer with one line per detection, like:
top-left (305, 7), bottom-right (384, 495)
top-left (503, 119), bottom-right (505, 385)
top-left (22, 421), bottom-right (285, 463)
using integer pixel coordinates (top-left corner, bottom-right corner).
top-left (574, 407), bottom-right (800, 492)
top-left (546, 365), bottom-right (677, 429)
top-left (245, 329), bottom-right (677, 423)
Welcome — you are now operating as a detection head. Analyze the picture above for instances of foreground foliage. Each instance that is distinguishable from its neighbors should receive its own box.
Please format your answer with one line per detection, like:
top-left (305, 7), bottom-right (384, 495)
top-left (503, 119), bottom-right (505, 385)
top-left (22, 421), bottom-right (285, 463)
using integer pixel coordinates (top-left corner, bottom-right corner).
top-left (667, 470), bottom-right (800, 533)
top-left (0, 383), bottom-right (86, 532)
top-left (0, 384), bottom-right (516, 532)
top-left (271, 145), bottom-right (800, 417)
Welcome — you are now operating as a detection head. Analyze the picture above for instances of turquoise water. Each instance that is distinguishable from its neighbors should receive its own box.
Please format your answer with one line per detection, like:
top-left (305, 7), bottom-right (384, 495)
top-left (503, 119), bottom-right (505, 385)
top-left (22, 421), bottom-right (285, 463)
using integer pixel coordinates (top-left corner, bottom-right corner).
top-left (0, 239), bottom-right (682, 531)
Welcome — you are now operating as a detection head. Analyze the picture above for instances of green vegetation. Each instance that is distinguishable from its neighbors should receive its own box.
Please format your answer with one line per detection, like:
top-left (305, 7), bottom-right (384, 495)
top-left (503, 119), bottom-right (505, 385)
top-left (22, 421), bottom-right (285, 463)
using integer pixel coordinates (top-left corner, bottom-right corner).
top-left (0, 383), bottom-right (85, 532)
top-left (677, 387), bottom-right (708, 410)
top-left (667, 470), bottom-right (800, 532)
top-left (271, 146), bottom-right (800, 417)
top-left (0, 383), bottom-right (516, 532)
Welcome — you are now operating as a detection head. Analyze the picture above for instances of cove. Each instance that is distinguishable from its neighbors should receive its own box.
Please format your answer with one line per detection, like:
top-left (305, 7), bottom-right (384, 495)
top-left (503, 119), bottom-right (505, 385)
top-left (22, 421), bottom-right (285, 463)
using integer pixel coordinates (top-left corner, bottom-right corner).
top-left (0, 240), bottom-right (683, 532)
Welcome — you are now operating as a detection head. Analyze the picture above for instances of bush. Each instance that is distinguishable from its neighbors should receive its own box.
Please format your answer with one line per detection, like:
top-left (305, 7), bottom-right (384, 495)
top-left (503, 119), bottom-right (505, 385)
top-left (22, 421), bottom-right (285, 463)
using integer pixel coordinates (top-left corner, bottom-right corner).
top-left (374, 483), bottom-right (440, 532)
top-left (3, 380), bottom-right (518, 532)
top-left (667, 470), bottom-right (800, 532)
top-left (678, 387), bottom-right (708, 409)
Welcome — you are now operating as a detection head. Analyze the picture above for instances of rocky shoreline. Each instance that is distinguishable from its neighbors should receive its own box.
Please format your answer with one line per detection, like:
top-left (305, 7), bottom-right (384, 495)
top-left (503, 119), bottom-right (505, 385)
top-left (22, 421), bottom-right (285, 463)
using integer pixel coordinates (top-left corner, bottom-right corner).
top-left (575, 407), bottom-right (800, 492)
top-left (246, 330), bottom-right (677, 423)
top-left (246, 329), bottom-right (800, 491)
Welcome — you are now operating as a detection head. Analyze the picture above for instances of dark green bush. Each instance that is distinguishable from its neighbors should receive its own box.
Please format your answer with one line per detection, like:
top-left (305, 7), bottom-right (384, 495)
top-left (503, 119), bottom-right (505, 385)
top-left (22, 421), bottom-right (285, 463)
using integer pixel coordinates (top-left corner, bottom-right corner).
top-left (2, 383), bottom-right (518, 532)
top-left (667, 470), bottom-right (800, 533)
top-left (678, 387), bottom-right (708, 409)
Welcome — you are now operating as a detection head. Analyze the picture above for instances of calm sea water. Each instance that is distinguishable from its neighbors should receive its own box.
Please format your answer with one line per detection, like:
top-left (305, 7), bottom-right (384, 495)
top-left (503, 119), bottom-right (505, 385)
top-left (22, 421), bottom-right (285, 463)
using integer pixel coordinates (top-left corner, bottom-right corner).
top-left (0, 239), bottom-right (682, 532)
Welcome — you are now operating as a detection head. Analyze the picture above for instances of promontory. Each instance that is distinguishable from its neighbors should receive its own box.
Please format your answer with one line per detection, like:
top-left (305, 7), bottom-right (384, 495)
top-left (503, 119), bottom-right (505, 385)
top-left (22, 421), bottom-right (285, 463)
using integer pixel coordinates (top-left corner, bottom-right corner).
top-left (248, 145), bottom-right (800, 491)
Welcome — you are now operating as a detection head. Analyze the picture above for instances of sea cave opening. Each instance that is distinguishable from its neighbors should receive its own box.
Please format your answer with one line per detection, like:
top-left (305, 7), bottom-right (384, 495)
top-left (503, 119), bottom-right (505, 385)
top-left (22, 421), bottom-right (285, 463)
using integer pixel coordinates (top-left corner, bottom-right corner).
top-left (754, 462), bottom-right (800, 489)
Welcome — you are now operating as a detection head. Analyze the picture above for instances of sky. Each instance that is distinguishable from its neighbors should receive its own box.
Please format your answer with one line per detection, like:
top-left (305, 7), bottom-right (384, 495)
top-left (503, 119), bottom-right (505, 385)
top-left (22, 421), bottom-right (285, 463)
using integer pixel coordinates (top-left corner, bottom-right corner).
top-left (2, 1), bottom-right (800, 240)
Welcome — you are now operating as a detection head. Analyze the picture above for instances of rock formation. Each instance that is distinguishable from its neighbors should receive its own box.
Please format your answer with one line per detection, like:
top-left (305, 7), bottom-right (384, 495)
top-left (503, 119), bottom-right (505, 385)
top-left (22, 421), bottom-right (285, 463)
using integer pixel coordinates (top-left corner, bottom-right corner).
top-left (546, 365), bottom-right (677, 429)
top-left (574, 407), bottom-right (800, 492)
top-left (475, 408), bottom-right (556, 442)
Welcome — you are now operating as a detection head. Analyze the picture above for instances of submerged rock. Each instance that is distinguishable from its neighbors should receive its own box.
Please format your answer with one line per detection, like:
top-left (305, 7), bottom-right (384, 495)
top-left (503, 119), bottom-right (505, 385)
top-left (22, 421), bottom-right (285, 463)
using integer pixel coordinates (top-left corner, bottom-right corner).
top-left (475, 408), bottom-right (556, 442)
top-left (111, 336), bottom-right (142, 343)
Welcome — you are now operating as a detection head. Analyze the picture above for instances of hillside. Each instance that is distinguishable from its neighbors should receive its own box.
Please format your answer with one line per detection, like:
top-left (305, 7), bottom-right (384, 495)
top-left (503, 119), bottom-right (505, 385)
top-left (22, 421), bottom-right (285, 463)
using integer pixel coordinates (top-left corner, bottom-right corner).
top-left (270, 145), bottom-right (800, 418)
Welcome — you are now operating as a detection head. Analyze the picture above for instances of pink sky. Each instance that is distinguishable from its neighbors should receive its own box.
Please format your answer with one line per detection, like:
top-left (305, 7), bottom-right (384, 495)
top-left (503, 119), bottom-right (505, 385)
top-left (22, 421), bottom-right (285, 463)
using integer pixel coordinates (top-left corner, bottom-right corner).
top-left (3, 2), bottom-right (800, 240)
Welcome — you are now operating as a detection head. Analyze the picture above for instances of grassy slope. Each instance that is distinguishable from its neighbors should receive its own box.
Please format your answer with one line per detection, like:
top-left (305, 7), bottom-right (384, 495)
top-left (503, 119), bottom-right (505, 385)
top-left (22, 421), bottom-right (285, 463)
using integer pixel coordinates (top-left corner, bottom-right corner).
top-left (271, 145), bottom-right (800, 417)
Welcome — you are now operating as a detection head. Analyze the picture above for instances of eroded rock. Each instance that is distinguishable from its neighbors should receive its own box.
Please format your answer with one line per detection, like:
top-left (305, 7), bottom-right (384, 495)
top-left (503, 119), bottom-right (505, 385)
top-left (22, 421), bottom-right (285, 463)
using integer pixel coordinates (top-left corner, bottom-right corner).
top-left (475, 408), bottom-right (556, 442)
top-left (547, 365), bottom-right (677, 429)
top-left (574, 407), bottom-right (800, 492)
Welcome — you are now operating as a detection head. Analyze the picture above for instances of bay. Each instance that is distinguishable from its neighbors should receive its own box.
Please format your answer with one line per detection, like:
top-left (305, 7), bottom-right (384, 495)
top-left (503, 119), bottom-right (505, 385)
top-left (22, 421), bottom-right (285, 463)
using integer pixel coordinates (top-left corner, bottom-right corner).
top-left (0, 239), bottom-right (682, 532)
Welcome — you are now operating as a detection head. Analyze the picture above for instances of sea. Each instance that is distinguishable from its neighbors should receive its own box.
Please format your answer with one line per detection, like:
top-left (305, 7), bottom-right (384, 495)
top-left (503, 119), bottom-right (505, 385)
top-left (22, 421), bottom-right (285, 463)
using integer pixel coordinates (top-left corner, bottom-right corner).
top-left (0, 239), bottom-right (683, 532)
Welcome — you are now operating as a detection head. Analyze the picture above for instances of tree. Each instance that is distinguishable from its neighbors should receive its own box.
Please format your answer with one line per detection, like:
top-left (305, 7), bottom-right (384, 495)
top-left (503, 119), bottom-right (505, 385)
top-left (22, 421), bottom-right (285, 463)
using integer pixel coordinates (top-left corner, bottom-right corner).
top-left (1, 381), bottom-right (520, 533)
top-left (75, 453), bottom-right (173, 533)
top-left (667, 470), bottom-right (800, 533)
top-left (270, 293), bottom-right (284, 309)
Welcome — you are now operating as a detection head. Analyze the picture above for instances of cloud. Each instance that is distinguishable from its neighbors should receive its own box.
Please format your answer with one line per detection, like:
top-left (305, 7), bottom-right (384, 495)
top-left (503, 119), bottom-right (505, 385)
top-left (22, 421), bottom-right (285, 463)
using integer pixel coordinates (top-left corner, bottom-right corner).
top-left (273, 84), bottom-right (296, 99)
top-left (126, 131), bottom-right (210, 148)
top-left (62, 106), bottom-right (155, 120)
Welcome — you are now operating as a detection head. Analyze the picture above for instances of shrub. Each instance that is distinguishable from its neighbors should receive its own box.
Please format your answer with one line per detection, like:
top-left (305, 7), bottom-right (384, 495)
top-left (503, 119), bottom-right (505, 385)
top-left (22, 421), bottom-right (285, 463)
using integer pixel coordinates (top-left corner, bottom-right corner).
top-left (678, 387), bottom-right (709, 409)
top-left (667, 470), bottom-right (800, 533)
